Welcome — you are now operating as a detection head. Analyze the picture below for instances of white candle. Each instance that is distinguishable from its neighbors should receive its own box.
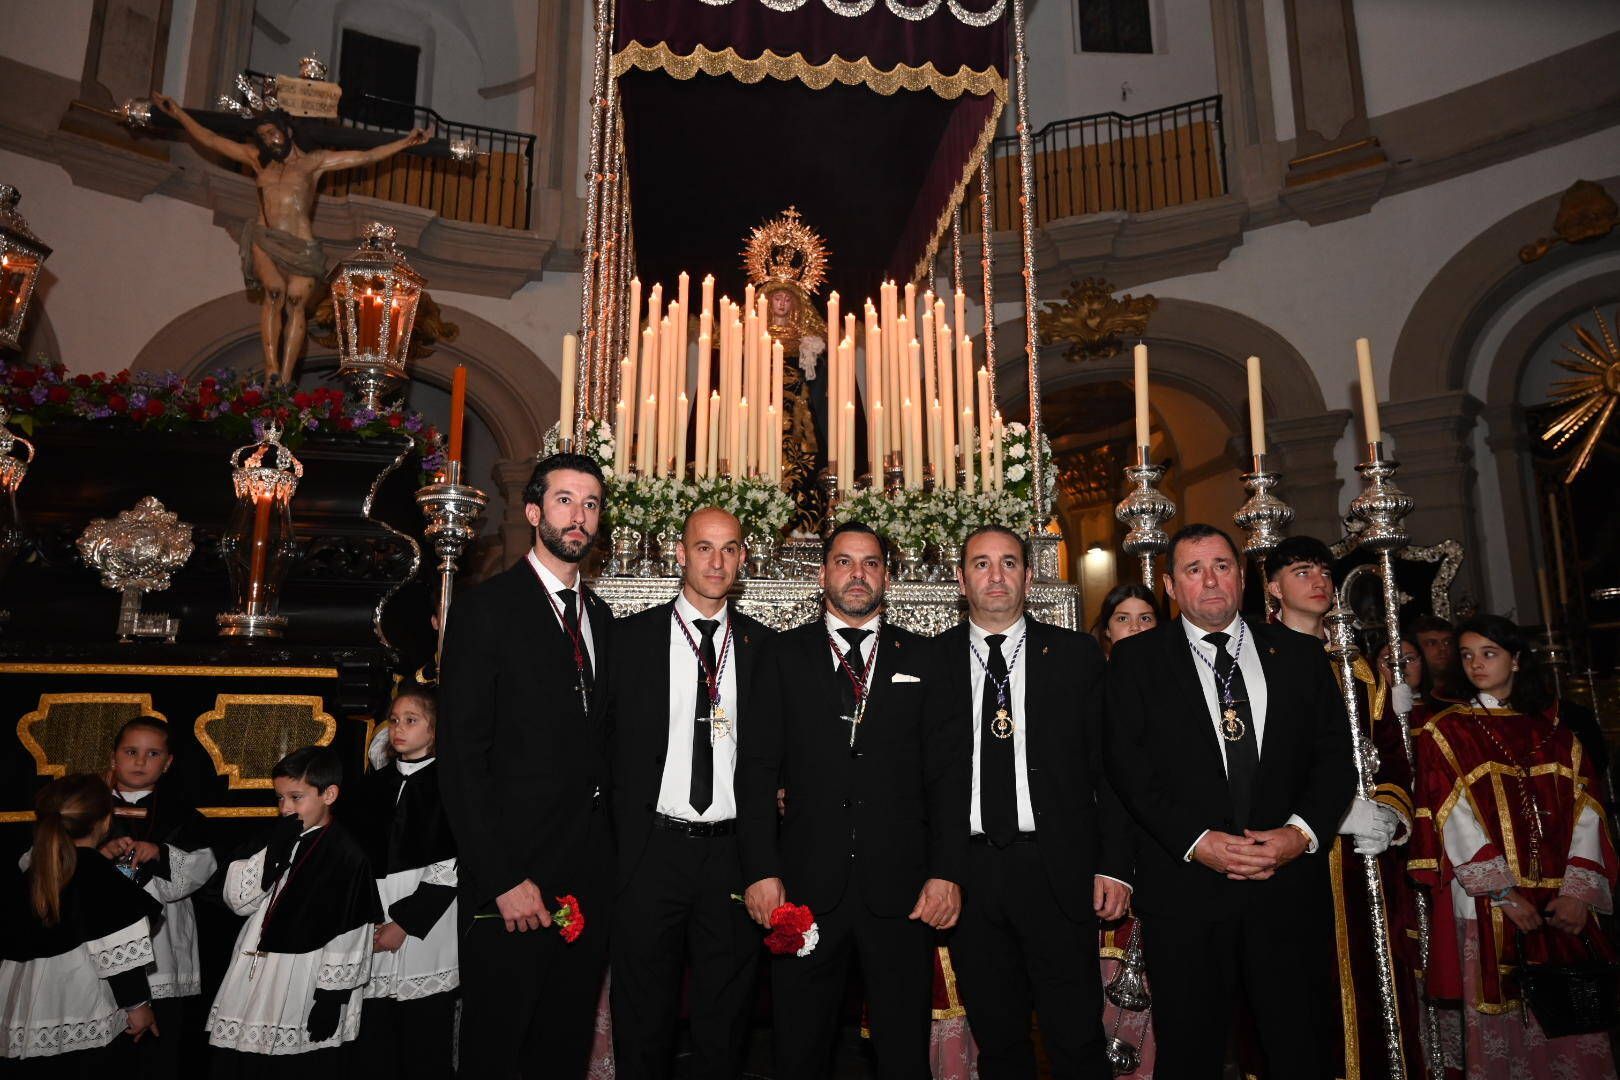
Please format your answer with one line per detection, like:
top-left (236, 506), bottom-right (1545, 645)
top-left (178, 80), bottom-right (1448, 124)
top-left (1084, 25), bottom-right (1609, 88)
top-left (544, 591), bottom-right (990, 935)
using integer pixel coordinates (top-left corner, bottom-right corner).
top-left (937, 329), bottom-right (955, 489)
top-left (639, 394), bottom-right (656, 475)
top-left (616, 358), bottom-right (633, 471)
top-left (737, 397), bottom-right (751, 477)
top-left (977, 367), bottom-right (992, 492)
top-left (1133, 343), bottom-right (1150, 449)
top-left (701, 274), bottom-right (714, 324)
top-left (1246, 355), bottom-right (1265, 458)
top-left (628, 276), bottom-right (642, 368)
top-left (842, 399), bottom-right (856, 493)
top-left (961, 405), bottom-right (975, 492)
top-left (1356, 337), bottom-right (1381, 447)
top-left (707, 391), bottom-right (721, 478)
top-left (675, 390), bottom-right (689, 479)
top-left (954, 288), bottom-right (967, 358)
top-left (992, 411), bottom-right (1004, 490)
top-left (695, 332), bottom-right (712, 477)
top-left (614, 397), bottom-right (628, 475)
top-left (770, 340), bottom-right (784, 478)
top-left (559, 333), bottom-right (577, 447)
top-left (902, 396), bottom-right (917, 489)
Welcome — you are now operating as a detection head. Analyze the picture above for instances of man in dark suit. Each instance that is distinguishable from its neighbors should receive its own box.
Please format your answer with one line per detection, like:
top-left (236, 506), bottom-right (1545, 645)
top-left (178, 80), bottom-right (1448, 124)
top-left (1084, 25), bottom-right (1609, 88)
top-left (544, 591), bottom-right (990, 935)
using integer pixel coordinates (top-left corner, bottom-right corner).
top-left (1104, 523), bottom-right (1355, 1077)
top-left (438, 452), bottom-right (614, 1078)
top-left (608, 506), bottom-right (773, 1080)
top-left (939, 525), bottom-right (1129, 1080)
top-left (737, 521), bottom-right (970, 1080)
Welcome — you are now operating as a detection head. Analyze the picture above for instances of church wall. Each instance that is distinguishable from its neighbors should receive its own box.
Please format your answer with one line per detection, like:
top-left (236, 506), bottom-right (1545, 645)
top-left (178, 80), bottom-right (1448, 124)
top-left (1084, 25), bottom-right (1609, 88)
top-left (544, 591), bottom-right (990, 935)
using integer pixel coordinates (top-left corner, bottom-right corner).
top-left (0, 0), bottom-right (95, 81)
top-left (1352, 0), bottom-right (1620, 120)
top-left (1023, 0), bottom-right (1219, 128)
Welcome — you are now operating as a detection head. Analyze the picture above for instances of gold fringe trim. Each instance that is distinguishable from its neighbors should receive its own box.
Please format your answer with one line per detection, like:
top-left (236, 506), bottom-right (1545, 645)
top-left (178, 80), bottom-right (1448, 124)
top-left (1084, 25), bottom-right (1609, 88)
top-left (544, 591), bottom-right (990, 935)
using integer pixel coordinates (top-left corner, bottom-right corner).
top-left (909, 93), bottom-right (1002, 284)
top-left (613, 42), bottom-right (1007, 101)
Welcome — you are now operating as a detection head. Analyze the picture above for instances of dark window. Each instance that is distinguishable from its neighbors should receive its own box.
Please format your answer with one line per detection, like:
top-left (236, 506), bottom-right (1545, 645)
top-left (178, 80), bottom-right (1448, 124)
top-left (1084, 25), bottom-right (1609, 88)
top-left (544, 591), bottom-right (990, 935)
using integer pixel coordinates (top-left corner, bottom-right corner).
top-left (338, 28), bottom-right (420, 129)
top-left (1078, 0), bottom-right (1153, 54)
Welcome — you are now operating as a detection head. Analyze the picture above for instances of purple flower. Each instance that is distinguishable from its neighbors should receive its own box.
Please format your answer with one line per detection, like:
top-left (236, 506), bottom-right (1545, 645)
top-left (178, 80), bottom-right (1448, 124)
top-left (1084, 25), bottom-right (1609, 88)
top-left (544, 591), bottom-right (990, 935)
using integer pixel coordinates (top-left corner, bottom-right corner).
top-left (305, 417), bottom-right (320, 431)
top-left (129, 391), bottom-right (148, 410)
top-left (354, 407), bottom-right (377, 425)
top-left (421, 452), bottom-right (445, 473)
top-left (403, 413), bottom-right (423, 432)
top-left (29, 386), bottom-right (46, 404)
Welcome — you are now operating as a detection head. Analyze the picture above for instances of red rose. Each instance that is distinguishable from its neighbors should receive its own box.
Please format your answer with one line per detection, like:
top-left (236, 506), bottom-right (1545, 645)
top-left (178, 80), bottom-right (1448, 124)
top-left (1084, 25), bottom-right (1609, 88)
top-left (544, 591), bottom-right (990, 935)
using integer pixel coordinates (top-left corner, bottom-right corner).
top-left (107, 393), bottom-right (128, 413)
top-left (241, 389), bottom-right (262, 408)
top-left (46, 386), bottom-right (69, 404)
top-left (293, 392), bottom-right (312, 409)
top-left (387, 413), bottom-right (404, 428)
top-left (73, 374), bottom-right (91, 388)
top-left (11, 370), bottom-right (37, 389)
top-left (145, 399), bottom-right (164, 418)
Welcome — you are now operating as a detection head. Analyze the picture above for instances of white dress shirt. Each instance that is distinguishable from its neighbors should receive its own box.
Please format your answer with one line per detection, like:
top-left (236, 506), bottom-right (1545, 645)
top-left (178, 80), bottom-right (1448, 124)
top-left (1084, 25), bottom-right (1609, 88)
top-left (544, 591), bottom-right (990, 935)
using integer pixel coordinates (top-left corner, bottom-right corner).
top-left (527, 550), bottom-right (597, 671)
top-left (656, 594), bottom-right (740, 823)
top-left (967, 617), bottom-right (1036, 835)
top-left (1180, 615), bottom-right (1318, 859)
top-left (825, 610), bottom-right (881, 686)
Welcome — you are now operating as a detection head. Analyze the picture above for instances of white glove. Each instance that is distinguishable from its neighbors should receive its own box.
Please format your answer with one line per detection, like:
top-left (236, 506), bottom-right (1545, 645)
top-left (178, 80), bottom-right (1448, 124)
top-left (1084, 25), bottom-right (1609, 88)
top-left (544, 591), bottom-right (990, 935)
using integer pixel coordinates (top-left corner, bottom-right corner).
top-left (1391, 682), bottom-right (1415, 716)
top-left (1338, 799), bottom-right (1402, 856)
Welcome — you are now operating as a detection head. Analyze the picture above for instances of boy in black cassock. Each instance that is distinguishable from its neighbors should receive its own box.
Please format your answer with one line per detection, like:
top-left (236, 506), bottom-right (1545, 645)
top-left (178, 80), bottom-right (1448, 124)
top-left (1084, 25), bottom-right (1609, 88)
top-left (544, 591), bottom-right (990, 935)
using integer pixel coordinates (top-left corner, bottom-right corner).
top-left (1, 774), bottom-right (163, 1076)
top-left (98, 716), bottom-right (217, 1077)
top-left (354, 687), bottom-right (458, 1078)
top-left (206, 745), bottom-right (381, 1078)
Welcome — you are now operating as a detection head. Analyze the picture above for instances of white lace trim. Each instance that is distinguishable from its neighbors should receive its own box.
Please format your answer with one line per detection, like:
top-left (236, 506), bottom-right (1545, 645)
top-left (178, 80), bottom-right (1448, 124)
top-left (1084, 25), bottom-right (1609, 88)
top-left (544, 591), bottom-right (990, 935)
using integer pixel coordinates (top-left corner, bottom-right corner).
top-left (86, 919), bottom-right (154, 976)
top-left (4, 1014), bottom-right (122, 1059)
top-left (316, 960), bottom-right (366, 991)
top-left (206, 1005), bottom-right (362, 1054)
top-left (1562, 865), bottom-right (1614, 913)
top-left (1455, 855), bottom-right (1513, 895)
top-left (226, 849), bottom-right (269, 914)
top-left (364, 966), bottom-right (460, 1001)
top-left (147, 970), bottom-right (202, 1000)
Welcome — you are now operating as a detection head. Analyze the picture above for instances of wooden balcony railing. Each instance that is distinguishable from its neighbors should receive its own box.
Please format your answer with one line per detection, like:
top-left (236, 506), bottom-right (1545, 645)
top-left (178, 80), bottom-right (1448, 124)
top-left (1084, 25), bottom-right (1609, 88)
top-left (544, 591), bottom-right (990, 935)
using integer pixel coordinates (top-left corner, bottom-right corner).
top-left (967, 95), bottom-right (1226, 232)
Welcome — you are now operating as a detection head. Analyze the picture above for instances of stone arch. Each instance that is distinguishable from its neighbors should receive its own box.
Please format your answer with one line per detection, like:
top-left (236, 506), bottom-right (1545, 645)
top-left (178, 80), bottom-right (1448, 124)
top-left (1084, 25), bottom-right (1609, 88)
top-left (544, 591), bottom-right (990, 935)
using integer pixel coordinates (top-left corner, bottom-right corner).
top-left (132, 291), bottom-right (558, 563)
top-left (1384, 174), bottom-right (1620, 608)
top-left (989, 297), bottom-right (1347, 541)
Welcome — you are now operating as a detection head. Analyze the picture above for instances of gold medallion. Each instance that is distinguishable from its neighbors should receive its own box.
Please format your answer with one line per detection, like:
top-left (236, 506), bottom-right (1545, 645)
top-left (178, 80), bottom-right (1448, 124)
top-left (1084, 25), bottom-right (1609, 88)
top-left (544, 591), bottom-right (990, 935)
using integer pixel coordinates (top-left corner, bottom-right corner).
top-left (711, 706), bottom-right (726, 721)
top-left (1221, 707), bottom-right (1244, 742)
top-left (991, 708), bottom-right (1015, 740)
top-left (710, 717), bottom-right (731, 744)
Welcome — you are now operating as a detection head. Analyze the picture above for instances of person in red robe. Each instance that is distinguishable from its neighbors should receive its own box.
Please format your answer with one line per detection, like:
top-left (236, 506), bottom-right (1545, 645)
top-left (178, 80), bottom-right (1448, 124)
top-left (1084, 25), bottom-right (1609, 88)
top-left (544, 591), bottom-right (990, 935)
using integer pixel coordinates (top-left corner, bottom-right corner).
top-left (1410, 614), bottom-right (1617, 1079)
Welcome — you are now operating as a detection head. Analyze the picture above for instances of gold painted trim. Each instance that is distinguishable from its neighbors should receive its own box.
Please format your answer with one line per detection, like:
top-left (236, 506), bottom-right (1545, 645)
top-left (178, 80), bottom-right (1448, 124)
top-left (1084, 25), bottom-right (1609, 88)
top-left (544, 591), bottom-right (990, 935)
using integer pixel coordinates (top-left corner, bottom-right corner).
top-left (1288, 136), bottom-right (1381, 169)
top-left (1407, 858), bottom-right (1439, 870)
top-left (1328, 840), bottom-right (1360, 1080)
top-left (612, 42), bottom-right (1007, 101)
top-left (194, 694), bottom-right (337, 790)
top-left (0, 806), bottom-right (281, 822)
top-left (0, 663), bottom-right (340, 678)
top-left (17, 693), bottom-right (167, 778)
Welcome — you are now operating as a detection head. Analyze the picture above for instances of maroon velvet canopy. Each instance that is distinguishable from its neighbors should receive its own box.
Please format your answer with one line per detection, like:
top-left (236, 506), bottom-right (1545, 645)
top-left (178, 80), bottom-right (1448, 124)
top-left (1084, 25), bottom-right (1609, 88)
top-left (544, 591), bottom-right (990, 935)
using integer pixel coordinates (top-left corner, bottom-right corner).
top-left (614, 0), bottom-right (1007, 305)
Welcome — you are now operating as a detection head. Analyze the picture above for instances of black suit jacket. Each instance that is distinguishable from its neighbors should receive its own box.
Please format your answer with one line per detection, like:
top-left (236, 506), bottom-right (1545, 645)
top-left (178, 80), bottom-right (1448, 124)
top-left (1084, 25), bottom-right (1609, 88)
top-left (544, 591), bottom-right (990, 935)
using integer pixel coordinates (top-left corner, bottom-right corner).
top-left (608, 598), bottom-right (773, 891)
top-left (437, 558), bottom-right (614, 909)
top-left (937, 617), bottom-right (1130, 919)
top-left (736, 618), bottom-right (970, 917)
top-left (1104, 618), bottom-right (1354, 919)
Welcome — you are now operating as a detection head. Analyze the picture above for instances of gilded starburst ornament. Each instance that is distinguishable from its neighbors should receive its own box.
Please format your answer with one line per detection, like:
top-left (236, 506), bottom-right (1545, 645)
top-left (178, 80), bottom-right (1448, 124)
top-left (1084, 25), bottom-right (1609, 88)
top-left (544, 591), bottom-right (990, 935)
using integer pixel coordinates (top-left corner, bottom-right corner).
top-left (742, 207), bottom-right (830, 296)
top-left (1543, 305), bottom-right (1620, 482)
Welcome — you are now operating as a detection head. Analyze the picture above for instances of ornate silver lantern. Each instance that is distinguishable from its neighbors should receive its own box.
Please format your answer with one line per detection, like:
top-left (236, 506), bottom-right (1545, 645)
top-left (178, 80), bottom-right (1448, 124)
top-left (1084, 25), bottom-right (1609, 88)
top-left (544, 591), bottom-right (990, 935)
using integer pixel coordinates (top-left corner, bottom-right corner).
top-left (77, 497), bottom-right (194, 643)
top-left (328, 223), bottom-right (424, 409)
top-left (218, 423), bottom-right (303, 638)
top-left (0, 185), bottom-right (51, 352)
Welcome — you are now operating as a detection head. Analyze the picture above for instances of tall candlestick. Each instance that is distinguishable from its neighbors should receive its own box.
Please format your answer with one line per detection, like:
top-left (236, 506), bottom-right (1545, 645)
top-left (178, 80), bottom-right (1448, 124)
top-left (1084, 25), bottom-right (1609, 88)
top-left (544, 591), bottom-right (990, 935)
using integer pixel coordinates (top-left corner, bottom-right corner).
top-left (1356, 337), bottom-right (1381, 447)
top-left (977, 367), bottom-right (992, 493)
top-left (1133, 343), bottom-right (1150, 449)
top-left (770, 340), bottom-right (784, 478)
top-left (701, 273), bottom-right (714, 324)
top-left (929, 400), bottom-right (944, 488)
top-left (954, 288), bottom-right (967, 357)
top-left (695, 332), bottom-right (712, 477)
top-left (872, 401), bottom-right (885, 481)
top-left (448, 363), bottom-right (468, 464)
top-left (639, 394), bottom-right (656, 475)
top-left (616, 358), bottom-right (632, 472)
top-left (902, 396), bottom-right (917, 489)
top-left (842, 399), bottom-right (856, 493)
top-left (559, 334), bottom-right (578, 448)
top-left (658, 317), bottom-right (675, 475)
top-left (904, 281), bottom-right (916, 333)
top-left (921, 301), bottom-right (938, 436)
top-left (707, 391), bottom-right (721, 477)
top-left (828, 335), bottom-right (842, 476)
top-left (827, 289), bottom-right (840, 389)
top-left (937, 328), bottom-right (955, 488)
top-left (628, 276), bottom-right (642, 369)
top-left (1246, 354), bottom-right (1266, 457)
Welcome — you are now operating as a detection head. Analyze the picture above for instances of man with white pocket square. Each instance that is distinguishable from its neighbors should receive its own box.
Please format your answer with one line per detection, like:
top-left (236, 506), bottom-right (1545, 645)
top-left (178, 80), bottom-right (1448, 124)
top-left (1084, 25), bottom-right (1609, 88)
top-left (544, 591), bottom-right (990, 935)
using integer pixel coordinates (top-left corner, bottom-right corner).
top-left (737, 520), bottom-right (971, 1080)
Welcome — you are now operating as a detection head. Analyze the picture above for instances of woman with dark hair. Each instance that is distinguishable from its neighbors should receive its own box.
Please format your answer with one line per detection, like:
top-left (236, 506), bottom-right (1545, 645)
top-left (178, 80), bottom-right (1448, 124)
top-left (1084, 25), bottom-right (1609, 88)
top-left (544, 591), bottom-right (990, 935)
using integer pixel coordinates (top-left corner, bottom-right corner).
top-left (1409, 614), bottom-right (1617, 1078)
top-left (1091, 583), bottom-right (1160, 655)
top-left (1092, 582), bottom-right (1161, 1077)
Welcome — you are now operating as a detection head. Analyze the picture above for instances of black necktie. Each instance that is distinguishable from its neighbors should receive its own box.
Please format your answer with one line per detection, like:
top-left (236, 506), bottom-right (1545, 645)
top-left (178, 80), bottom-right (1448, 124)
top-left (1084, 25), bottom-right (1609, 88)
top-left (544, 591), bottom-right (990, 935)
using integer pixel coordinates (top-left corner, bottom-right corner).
top-left (1204, 631), bottom-right (1259, 829)
top-left (980, 633), bottom-right (1019, 846)
top-left (689, 618), bottom-right (719, 814)
top-left (835, 627), bottom-right (871, 716)
top-left (558, 588), bottom-right (594, 690)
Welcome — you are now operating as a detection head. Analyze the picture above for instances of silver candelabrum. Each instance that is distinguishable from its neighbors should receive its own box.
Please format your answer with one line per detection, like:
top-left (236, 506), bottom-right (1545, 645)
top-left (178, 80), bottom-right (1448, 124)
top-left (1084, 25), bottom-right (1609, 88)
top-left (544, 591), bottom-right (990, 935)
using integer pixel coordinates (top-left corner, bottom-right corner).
top-left (1115, 445), bottom-right (1176, 588)
top-left (1233, 452), bottom-right (1294, 562)
top-left (415, 459), bottom-right (489, 664)
top-left (1347, 441), bottom-right (1441, 1080)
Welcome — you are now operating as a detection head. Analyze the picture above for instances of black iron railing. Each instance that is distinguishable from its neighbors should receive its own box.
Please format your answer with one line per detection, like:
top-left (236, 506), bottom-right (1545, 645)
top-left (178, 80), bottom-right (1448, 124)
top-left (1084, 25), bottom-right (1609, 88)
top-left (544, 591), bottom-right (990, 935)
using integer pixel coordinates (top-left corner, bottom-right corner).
top-left (968, 95), bottom-right (1226, 232)
top-left (241, 75), bottom-right (537, 231)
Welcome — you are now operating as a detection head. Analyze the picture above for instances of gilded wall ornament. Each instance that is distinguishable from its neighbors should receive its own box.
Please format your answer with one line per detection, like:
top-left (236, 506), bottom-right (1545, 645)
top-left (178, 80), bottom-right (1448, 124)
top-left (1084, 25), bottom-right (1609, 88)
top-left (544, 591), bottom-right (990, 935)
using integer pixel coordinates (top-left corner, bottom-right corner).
top-left (1037, 278), bottom-right (1157, 362)
top-left (1543, 305), bottom-right (1620, 483)
top-left (1520, 180), bottom-right (1618, 263)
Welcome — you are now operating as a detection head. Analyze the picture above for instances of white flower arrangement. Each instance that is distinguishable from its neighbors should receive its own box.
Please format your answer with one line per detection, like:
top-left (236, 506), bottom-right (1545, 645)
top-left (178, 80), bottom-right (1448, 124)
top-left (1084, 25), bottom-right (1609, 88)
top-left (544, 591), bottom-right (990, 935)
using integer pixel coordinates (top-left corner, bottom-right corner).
top-left (540, 419), bottom-right (616, 480)
top-left (998, 421), bottom-right (1054, 507)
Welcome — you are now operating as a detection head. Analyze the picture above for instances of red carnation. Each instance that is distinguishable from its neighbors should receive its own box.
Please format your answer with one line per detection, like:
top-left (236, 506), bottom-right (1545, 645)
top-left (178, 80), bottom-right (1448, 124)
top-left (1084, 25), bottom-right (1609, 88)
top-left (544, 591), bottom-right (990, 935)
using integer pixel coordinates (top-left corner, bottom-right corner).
top-left (107, 393), bottom-right (128, 413)
top-left (11, 370), bottom-right (36, 389)
top-left (241, 389), bottom-right (263, 408)
top-left (387, 413), bottom-right (404, 428)
top-left (762, 903), bottom-right (819, 957)
top-left (145, 399), bottom-right (165, 418)
top-left (552, 895), bottom-right (585, 944)
top-left (293, 392), bottom-right (312, 409)
top-left (73, 374), bottom-right (91, 389)
top-left (46, 386), bottom-right (69, 404)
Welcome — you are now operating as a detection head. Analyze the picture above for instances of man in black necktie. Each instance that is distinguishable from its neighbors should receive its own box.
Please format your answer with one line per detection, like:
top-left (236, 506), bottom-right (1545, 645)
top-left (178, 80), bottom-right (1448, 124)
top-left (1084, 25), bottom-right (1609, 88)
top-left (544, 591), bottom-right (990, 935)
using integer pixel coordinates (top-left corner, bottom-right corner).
top-left (608, 507), bottom-right (773, 1080)
top-left (1103, 523), bottom-right (1354, 1077)
top-left (938, 525), bottom-right (1129, 1080)
top-left (737, 521), bottom-right (969, 1080)
top-left (438, 452), bottom-right (614, 1078)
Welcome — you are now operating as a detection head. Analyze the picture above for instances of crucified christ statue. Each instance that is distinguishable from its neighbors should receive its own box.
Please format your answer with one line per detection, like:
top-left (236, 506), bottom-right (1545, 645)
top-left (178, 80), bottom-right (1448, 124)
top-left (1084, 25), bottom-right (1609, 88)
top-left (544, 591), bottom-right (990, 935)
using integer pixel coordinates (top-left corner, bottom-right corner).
top-left (151, 92), bottom-right (431, 382)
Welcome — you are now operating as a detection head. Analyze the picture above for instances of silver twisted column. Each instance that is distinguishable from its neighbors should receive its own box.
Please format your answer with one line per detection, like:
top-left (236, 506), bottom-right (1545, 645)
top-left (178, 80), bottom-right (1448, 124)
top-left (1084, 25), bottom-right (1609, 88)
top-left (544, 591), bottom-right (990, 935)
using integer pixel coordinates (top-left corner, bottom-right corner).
top-left (415, 460), bottom-right (490, 664)
top-left (1326, 568), bottom-right (1406, 1080)
top-left (1233, 452), bottom-right (1294, 562)
top-left (1348, 442), bottom-right (1441, 1080)
top-left (1115, 446), bottom-right (1175, 588)
top-left (978, 154), bottom-right (998, 399)
top-left (1009, 0), bottom-right (1046, 525)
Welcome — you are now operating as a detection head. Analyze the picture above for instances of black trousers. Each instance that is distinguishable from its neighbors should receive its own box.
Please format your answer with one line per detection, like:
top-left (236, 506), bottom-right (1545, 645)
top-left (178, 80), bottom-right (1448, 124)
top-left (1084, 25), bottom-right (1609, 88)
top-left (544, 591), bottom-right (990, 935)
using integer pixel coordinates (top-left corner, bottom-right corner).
top-left (456, 811), bottom-right (613, 1079)
top-left (610, 828), bottom-right (759, 1080)
top-left (357, 993), bottom-right (457, 1079)
top-left (771, 872), bottom-right (932, 1080)
top-left (949, 841), bottom-right (1109, 1080)
top-left (1141, 893), bottom-right (1334, 1079)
